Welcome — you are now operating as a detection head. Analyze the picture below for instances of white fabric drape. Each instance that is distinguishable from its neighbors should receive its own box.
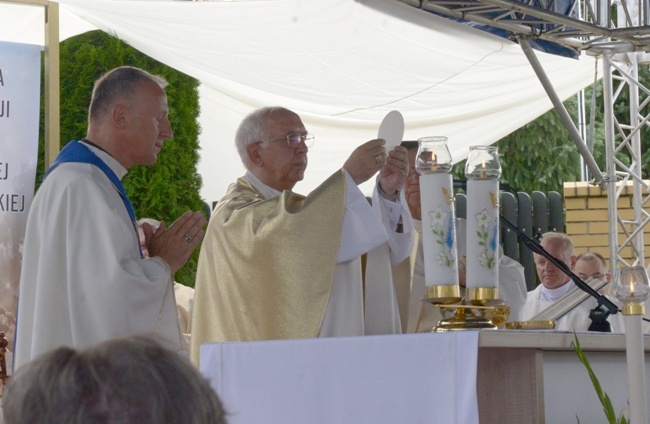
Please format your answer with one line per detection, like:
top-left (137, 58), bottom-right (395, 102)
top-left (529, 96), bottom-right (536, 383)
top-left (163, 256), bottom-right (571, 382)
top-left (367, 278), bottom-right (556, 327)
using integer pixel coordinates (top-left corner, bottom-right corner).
top-left (0, 0), bottom-right (599, 203)
top-left (200, 332), bottom-right (480, 424)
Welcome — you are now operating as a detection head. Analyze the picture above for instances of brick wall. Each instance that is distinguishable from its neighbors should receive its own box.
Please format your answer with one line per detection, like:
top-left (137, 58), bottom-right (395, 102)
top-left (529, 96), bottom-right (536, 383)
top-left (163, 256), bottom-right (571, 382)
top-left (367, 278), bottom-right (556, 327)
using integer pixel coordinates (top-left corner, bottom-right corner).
top-left (564, 181), bottom-right (650, 267)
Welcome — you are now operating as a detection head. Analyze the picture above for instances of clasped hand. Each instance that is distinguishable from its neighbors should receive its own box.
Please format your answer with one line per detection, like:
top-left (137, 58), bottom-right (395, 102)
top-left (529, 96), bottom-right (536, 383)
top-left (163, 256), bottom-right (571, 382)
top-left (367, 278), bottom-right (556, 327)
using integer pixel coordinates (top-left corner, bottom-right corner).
top-left (142, 210), bottom-right (207, 273)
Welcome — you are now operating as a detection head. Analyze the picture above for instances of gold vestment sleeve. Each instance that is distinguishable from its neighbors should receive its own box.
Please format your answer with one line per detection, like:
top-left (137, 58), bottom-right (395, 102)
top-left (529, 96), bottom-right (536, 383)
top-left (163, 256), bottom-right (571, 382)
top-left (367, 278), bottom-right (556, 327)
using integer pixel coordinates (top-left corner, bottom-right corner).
top-left (191, 170), bottom-right (347, 365)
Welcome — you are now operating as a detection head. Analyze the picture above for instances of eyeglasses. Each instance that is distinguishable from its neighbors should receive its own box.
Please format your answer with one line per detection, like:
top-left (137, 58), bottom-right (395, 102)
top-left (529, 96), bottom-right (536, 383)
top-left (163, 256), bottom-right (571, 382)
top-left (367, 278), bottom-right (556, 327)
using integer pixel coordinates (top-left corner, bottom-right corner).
top-left (259, 133), bottom-right (315, 148)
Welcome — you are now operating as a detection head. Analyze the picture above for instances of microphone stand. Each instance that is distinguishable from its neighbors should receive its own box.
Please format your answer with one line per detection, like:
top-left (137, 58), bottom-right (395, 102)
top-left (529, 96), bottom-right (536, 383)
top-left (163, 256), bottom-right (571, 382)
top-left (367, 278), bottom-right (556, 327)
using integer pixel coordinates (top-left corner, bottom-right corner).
top-left (499, 215), bottom-right (619, 332)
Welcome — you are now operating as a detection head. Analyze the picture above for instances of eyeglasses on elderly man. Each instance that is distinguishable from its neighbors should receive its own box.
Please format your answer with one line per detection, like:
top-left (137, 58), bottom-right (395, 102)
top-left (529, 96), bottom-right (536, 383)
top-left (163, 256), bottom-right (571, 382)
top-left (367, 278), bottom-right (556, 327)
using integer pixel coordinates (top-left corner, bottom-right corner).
top-left (258, 133), bottom-right (315, 148)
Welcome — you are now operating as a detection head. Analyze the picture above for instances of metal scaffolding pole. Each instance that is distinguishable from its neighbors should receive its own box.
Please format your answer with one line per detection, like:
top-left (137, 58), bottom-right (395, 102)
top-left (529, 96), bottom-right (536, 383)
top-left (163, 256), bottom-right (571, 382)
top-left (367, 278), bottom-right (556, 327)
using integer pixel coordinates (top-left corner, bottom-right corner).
top-left (519, 36), bottom-right (604, 187)
top-left (399, 0), bottom-right (650, 269)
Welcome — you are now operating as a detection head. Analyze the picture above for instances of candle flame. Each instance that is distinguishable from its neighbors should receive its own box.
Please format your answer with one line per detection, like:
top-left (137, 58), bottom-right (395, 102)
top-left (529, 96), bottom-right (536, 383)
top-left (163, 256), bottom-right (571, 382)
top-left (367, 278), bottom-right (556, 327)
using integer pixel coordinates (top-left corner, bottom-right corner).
top-left (430, 152), bottom-right (438, 172)
top-left (480, 161), bottom-right (487, 178)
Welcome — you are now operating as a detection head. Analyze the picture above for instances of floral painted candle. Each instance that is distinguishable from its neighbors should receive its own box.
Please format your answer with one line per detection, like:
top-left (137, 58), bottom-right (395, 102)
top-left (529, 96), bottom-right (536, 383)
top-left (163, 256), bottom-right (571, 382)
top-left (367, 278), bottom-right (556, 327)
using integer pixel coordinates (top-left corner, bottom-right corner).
top-left (416, 137), bottom-right (460, 302)
top-left (464, 145), bottom-right (501, 302)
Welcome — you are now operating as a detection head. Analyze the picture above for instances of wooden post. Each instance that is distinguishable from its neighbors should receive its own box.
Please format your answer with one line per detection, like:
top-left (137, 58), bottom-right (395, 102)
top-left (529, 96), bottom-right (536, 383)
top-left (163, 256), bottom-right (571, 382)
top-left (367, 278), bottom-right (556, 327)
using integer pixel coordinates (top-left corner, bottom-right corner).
top-left (0, 331), bottom-right (9, 389)
top-left (44, 0), bottom-right (61, 168)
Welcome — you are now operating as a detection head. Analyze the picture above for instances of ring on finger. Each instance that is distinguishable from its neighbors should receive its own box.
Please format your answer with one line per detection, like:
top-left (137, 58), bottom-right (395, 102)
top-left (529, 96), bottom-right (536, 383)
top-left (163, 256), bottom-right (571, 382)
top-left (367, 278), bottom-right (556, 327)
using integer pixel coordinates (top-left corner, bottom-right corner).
top-left (375, 154), bottom-right (384, 165)
top-left (184, 236), bottom-right (192, 243)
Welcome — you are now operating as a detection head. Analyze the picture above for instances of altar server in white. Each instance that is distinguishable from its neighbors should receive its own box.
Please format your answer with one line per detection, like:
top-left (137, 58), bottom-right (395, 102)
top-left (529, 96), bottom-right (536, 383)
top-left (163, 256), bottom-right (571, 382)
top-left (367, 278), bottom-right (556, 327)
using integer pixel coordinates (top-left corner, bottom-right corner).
top-left (522, 232), bottom-right (601, 331)
top-left (13, 66), bottom-right (206, 369)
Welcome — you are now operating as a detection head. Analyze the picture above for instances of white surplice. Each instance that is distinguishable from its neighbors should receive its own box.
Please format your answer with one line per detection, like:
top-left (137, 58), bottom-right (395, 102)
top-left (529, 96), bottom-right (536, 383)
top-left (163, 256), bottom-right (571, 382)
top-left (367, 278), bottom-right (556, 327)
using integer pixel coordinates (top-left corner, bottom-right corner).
top-left (522, 282), bottom-right (599, 331)
top-left (13, 142), bottom-right (181, 370)
top-left (174, 282), bottom-right (195, 347)
top-left (245, 171), bottom-right (413, 337)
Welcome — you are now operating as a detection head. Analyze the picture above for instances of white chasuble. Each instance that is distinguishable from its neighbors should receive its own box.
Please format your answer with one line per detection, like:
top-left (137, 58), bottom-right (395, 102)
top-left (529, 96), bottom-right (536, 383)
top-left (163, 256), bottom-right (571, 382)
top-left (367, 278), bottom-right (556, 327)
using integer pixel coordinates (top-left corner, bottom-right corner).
top-left (14, 143), bottom-right (181, 370)
top-left (191, 169), bottom-right (412, 365)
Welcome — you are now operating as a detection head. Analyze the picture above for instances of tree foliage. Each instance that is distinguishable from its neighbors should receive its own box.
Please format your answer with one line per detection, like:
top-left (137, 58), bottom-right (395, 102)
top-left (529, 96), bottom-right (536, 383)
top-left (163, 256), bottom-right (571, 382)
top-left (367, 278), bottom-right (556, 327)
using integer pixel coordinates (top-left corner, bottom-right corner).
top-left (452, 98), bottom-right (583, 194)
top-left (37, 31), bottom-right (204, 286)
top-left (453, 63), bottom-right (650, 196)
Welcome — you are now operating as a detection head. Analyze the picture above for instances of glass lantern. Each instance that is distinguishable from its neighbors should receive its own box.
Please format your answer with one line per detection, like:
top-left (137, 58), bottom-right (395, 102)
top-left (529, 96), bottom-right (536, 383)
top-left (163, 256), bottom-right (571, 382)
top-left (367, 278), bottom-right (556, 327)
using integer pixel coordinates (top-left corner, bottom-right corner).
top-left (465, 145), bottom-right (501, 180)
top-left (416, 136), bottom-right (453, 175)
top-left (612, 266), bottom-right (650, 315)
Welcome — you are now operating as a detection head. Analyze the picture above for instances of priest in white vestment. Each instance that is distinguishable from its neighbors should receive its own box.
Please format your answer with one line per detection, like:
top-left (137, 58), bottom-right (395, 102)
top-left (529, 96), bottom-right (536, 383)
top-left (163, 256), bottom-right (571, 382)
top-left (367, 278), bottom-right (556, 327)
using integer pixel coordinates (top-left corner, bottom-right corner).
top-left (522, 232), bottom-right (612, 331)
top-left (191, 107), bottom-right (413, 365)
top-left (13, 67), bottom-right (206, 370)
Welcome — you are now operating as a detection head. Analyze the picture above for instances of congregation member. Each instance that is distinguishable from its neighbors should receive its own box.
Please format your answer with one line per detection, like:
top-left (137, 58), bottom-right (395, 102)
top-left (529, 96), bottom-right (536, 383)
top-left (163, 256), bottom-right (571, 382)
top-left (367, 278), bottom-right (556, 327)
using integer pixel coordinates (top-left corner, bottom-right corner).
top-left (399, 141), bottom-right (527, 332)
top-left (522, 231), bottom-right (608, 331)
top-left (3, 335), bottom-right (227, 424)
top-left (191, 106), bottom-right (413, 364)
top-left (13, 66), bottom-right (206, 369)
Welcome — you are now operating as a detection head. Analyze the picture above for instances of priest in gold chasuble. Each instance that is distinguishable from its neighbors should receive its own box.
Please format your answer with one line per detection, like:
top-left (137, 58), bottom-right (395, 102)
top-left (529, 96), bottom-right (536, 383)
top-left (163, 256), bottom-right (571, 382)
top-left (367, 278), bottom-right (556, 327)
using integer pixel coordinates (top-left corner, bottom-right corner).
top-left (191, 107), bottom-right (413, 365)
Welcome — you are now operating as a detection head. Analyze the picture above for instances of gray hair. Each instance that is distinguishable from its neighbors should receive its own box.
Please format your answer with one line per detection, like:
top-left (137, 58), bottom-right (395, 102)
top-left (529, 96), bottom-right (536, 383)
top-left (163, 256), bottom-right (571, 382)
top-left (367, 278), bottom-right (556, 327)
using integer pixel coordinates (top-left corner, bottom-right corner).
top-left (88, 66), bottom-right (169, 123)
top-left (235, 106), bottom-right (293, 166)
top-left (3, 335), bottom-right (227, 424)
top-left (540, 231), bottom-right (575, 257)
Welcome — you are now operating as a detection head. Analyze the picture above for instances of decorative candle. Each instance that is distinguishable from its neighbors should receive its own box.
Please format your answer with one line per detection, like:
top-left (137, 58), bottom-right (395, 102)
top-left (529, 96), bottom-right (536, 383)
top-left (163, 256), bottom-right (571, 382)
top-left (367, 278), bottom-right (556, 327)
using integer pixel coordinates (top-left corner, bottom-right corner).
top-left (416, 137), bottom-right (459, 301)
top-left (464, 145), bottom-right (501, 301)
top-left (611, 267), bottom-right (650, 424)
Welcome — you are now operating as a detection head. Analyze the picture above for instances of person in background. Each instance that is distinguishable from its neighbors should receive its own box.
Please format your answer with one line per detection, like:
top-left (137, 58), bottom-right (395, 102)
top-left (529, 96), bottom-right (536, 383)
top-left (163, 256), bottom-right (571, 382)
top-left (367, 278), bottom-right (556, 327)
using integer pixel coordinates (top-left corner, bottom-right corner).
top-left (573, 251), bottom-right (611, 282)
top-left (191, 106), bottom-right (413, 364)
top-left (399, 141), bottom-right (526, 332)
top-left (522, 231), bottom-right (608, 331)
top-left (2, 335), bottom-right (226, 424)
top-left (13, 66), bottom-right (206, 370)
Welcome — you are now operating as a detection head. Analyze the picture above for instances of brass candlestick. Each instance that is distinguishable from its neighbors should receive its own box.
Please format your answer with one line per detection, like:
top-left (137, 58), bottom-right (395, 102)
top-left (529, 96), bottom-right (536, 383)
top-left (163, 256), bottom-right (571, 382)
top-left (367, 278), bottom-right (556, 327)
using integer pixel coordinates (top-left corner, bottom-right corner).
top-left (423, 287), bottom-right (510, 332)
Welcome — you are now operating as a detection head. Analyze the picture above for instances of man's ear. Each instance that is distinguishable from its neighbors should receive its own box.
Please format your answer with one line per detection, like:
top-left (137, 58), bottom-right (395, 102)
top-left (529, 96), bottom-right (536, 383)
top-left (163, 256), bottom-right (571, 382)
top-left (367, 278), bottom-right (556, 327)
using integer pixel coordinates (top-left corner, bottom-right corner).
top-left (111, 104), bottom-right (127, 128)
top-left (246, 143), bottom-right (263, 167)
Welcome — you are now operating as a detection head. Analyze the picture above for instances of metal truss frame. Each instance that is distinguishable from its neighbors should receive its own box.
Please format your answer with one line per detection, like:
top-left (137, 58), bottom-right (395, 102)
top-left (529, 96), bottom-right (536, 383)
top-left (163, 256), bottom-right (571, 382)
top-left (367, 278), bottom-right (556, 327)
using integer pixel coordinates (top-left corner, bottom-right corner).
top-left (399, 0), bottom-right (650, 272)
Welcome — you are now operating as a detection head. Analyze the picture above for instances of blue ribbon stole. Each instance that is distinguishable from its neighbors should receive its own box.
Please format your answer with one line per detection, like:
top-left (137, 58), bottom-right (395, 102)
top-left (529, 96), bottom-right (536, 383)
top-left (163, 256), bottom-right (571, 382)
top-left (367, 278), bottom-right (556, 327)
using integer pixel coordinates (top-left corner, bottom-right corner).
top-left (44, 140), bottom-right (141, 256)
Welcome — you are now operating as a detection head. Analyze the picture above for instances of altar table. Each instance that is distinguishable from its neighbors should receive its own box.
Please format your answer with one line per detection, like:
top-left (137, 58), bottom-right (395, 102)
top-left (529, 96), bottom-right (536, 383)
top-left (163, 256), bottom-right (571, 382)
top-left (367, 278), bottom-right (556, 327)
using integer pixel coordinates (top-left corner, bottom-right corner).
top-left (200, 332), bottom-right (479, 424)
top-left (199, 330), bottom-right (650, 424)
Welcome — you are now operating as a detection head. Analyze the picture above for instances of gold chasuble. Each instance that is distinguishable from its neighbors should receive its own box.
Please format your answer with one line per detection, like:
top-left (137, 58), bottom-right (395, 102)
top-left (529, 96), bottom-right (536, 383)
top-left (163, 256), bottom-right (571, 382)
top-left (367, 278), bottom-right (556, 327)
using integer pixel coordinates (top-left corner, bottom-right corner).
top-left (191, 170), bottom-right (347, 364)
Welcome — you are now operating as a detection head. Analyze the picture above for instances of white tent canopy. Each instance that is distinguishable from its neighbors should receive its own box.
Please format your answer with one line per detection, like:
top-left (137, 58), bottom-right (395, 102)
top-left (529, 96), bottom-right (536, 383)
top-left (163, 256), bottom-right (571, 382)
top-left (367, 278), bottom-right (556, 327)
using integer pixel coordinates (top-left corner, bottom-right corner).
top-left (0, 0), bottom-right (599, 203)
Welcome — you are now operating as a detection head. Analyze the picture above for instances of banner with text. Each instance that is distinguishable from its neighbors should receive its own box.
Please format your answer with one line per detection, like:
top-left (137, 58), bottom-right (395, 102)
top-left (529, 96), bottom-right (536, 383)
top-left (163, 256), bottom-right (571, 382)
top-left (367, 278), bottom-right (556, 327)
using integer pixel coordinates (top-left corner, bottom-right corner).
top-left (0, 41), bottom-right (41, 356)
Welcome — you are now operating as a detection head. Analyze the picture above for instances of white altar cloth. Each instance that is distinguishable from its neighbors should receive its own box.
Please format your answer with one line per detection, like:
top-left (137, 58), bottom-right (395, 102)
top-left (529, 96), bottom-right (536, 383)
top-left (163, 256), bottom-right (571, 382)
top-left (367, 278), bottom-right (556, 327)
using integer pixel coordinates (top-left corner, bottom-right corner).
top-left (199, 332), bottom-right (479, 424)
